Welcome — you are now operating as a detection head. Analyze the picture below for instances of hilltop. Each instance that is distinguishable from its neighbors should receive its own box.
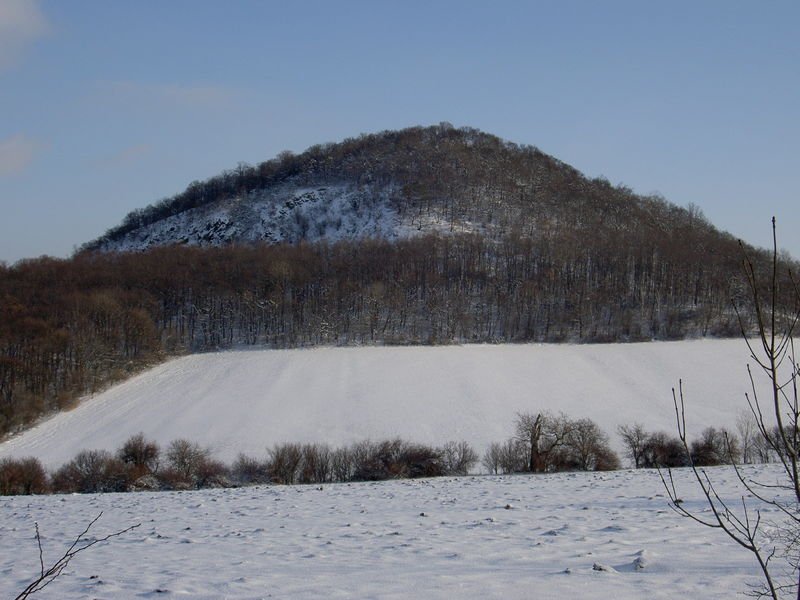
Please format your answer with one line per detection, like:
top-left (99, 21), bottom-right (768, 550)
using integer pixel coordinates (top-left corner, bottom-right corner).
top-left (84, 123), bottom-right (726, 254)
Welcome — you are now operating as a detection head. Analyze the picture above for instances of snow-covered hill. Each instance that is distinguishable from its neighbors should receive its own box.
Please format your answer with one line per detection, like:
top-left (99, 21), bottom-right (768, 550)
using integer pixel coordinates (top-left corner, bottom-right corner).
top-left (0, 340), bottom-right (764, 467)
top-left (85, 125), bottom-right (742, 257)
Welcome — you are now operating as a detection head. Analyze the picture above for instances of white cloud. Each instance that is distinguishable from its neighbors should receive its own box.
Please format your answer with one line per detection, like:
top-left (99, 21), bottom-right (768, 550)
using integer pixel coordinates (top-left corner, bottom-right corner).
top-left (0, 134), bottom-right (46, 176)
top-left (0, 0), bottom-right (49, 71)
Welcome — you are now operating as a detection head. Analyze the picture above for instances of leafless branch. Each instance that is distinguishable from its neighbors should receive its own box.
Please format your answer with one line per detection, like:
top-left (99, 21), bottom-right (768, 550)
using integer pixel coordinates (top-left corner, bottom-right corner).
top-left (664, 219), bottom-right (798, 599)
top-left (14, 512), bottom-right (140, 600)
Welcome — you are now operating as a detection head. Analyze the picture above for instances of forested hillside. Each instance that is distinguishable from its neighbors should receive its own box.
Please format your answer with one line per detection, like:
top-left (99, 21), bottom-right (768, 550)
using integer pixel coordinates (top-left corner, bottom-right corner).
top-left (1, 124), bottom-right (795, 437)
top-left (85, 124), bottom-right (742, 254)
top-left (0, 231), bottom-right (790, 437)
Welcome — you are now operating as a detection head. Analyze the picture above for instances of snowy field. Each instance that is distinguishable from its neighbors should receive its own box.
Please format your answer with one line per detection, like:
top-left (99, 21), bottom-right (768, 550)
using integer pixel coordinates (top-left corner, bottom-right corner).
top-left (1, 465), bottom-right (776, 599)
top-left (0, 339), bottom-right (766, 468)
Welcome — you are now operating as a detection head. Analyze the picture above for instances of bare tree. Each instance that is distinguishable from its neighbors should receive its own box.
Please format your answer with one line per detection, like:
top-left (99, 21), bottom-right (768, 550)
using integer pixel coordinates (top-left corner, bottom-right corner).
top-left (617, 423), bottom-right (648, 468)
top-left (15, 513), bottom-right (140, 599)
top-left (661, 219), bottom-right (800, 599)
top-left (497, 438), bottom-right (527, 474)
top-left (515, 411), bottom-right (573, 472)
top-left (482, 442), bottom-right (502, 475)
top-left (737, 409), bottom-right (759, 464)
top-left (560, 418), bottom-right (619, 471)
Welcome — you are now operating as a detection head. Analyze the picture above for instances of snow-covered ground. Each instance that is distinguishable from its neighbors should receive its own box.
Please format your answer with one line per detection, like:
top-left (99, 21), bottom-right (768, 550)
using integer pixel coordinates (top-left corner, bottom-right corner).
top-left (1, 339), bottom-right (784, 598)
top-left (0, 339), bottom-right (766, 467)
top-left (0, 465), bottom-right (777, 599)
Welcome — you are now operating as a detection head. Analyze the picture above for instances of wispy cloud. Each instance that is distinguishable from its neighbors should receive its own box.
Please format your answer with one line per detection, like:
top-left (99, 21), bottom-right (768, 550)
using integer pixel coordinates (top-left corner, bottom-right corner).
top-left (0, 0), bottom-right (49, 71)
top-left (103, 81), bottom-right (240, 110)
top-left (0, 134), bottom-right (46, 176)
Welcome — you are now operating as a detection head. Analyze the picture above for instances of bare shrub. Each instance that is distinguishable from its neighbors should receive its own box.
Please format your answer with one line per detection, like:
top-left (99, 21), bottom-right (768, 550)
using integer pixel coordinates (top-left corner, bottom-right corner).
top-left (156, 467), bottom-right (192, 491)
top-left (347, 439), bottom-right (443, 481)
top-left (117, 432), bottom-right (159, 478)
top-left (0, 457), bottom-right (48, 495)
top-left (51, 450), bottom-right (130, 493)
top-left (497, 438), bottom-right (527, 474)
top-left (398, 443), bottom-right (443, 478)
top-left (752, 425), bottom-right (780, 463)
top-left (298, 443), bottom-right (332, 484)
top-left (330, 446), bottom-right (354, 482)
top-left (592, 444), bottom-right (622, 471)
top-left (736, 410), bottom-right (759, 464)
top-left (640, 431), bottom-right (689, 468)
top-left (349, 440), bottom-right (379, 480)
top-left (689, 427), bottom-right (740, 466)
top-left (195, 457), bottom-right (230, 488)
top-left (163, 439), bottom-right (211, 488)
top-left (231, 453), bottom-right (270, 485)
top-left (351, 439), bottom-right (397, 481)
top-left (440, 440), bottom-right (478, 475)
top-left (267, 443), bottom-right (303, 484)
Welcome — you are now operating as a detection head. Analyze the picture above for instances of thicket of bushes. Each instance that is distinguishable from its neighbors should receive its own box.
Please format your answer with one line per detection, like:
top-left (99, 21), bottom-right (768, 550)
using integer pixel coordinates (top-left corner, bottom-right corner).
top-left (0, 435), bottom-right (480, 495)
top-left (616, 416), bottom-right (794, 470)
top-left (2, 409), bottom-right (778, 496)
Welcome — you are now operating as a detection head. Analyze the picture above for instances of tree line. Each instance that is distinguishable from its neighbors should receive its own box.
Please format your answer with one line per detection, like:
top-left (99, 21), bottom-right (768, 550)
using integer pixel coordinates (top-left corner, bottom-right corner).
top-left (2, 409), bottom-right (771, 496)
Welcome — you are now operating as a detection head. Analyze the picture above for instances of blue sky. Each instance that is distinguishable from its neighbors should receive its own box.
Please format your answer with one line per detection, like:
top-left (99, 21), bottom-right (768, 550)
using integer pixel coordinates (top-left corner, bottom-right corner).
top-left (1, 0), bottom-right (798, 262)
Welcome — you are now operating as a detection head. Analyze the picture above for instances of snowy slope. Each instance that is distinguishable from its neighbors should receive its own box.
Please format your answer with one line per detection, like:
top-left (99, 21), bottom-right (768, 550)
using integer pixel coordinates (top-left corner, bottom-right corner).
top-left (0, 340), bottom-right (765, 467)
top-left (0, 466), bottom-right (777, 599)
top-left (93, 183), bottom-right (408, 252)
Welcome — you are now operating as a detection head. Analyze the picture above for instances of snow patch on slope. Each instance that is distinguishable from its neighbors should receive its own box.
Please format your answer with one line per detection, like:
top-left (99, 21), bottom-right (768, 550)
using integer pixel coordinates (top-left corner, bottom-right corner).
top-left (0, 340), bottom-right (764, 467)
top-left (96, 183), bottom-right (407, 252)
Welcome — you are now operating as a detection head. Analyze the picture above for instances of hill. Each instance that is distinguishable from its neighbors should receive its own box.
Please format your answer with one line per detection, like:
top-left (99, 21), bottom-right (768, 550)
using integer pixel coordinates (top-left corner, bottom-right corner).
top-left (2, 125), bottom-right (795, 438)
top-left (83, 123), bottom-right (733, 254)
top-left (0, 340), bottom-right (760, 468)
